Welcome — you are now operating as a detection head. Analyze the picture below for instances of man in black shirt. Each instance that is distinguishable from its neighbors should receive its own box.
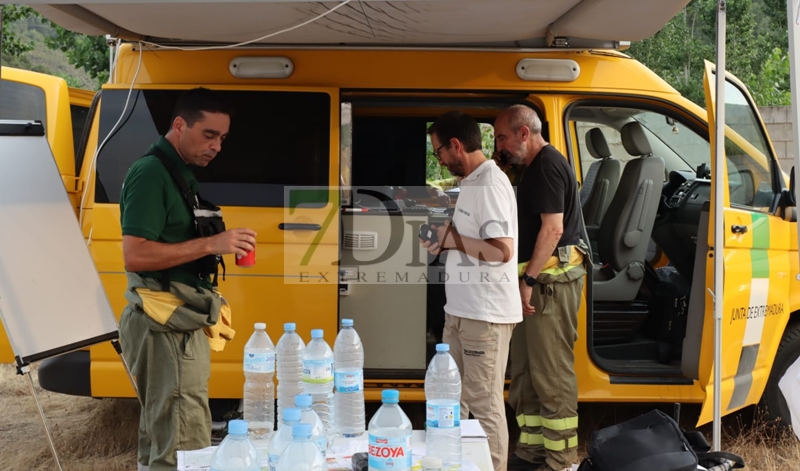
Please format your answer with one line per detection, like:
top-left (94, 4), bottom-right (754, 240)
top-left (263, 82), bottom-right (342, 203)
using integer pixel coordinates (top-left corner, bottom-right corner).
top-left (495, 104), bottom-right (588, 471)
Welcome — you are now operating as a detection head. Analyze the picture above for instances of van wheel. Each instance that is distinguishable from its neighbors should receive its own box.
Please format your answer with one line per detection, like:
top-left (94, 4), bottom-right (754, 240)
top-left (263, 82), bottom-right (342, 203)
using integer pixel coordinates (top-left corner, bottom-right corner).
top-left (759, 321), bottom-right (800, 428)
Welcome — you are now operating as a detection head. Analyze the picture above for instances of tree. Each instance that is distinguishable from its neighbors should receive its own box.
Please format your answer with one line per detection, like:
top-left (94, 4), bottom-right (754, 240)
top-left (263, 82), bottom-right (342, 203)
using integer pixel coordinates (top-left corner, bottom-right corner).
top-left (1, 5), bottom-right (35, 59)
top-left (42, 20), bottom-right (110, 85)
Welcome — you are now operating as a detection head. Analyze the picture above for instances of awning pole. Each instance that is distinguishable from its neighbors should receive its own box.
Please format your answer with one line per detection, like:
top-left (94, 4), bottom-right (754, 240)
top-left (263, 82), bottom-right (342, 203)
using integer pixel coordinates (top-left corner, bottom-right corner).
top-left (789, 0), bottom-right (800, 245)
top-left (713, 0), bottom-right (727, 453)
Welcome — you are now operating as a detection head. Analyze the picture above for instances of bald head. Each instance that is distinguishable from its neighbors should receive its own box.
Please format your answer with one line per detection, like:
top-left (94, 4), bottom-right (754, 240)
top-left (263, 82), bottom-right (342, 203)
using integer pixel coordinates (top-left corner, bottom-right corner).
top-left (494, 104), bottom-right (547, 166)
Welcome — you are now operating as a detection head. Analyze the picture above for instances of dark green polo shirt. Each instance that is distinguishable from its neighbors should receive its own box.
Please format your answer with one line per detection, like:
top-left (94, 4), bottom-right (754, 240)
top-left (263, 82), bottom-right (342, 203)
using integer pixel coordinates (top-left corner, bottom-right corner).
top-left (120, 136), bottom-right (212, 290)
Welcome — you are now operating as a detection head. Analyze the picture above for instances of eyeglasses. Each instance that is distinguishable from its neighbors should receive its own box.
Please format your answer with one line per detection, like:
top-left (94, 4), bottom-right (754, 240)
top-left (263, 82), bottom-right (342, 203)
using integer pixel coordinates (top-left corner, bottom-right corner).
top-left (433, 142), bottom-right (449, 159)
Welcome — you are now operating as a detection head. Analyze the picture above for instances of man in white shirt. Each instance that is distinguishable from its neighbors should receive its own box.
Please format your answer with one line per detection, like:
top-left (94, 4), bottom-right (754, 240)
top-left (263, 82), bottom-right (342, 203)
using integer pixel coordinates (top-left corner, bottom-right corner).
top-left (421, 110), bottom-right (522, 471)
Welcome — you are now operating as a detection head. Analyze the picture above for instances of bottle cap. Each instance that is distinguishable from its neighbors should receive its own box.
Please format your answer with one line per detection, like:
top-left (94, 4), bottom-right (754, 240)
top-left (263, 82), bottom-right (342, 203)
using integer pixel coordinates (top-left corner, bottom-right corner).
top-left (228, 419), bottom-right (248, 435)
top-left (295, 393), bottom-right (312, 408)
top-left (284, 322), bottom-right (296, 331)
top-left (311, 329), bottom-right (324, 339)
top-left (292, 422), bottom-right (312, 439)
top-left (254, 322), bottom-right (266, 330)
top-left (381, 389), bottom-right (400, 403)
top-left (421, 456), bottom-right (443, 468)
top-left (341, 319), bottom-right (354, 327)
top-left (436, 343), bottom-right (449, 352)
top-left (283, 407), bottom-right (302, 422)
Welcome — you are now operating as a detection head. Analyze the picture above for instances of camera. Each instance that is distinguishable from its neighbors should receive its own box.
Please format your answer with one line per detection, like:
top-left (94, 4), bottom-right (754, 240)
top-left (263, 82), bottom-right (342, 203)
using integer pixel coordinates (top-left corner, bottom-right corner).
top-left (419, 223), bottom-right (438, 244)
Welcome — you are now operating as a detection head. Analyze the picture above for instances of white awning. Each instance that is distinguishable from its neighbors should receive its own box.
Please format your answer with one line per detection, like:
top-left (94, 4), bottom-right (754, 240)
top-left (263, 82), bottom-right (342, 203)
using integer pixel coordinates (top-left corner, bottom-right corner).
top-left (11, 0), bottom-right (691, 47)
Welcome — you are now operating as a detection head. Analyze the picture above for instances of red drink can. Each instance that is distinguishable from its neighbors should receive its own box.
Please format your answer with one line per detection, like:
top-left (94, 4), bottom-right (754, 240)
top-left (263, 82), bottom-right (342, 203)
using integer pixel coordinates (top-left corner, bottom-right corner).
top-left (236, 249), bottom-right (255, 267)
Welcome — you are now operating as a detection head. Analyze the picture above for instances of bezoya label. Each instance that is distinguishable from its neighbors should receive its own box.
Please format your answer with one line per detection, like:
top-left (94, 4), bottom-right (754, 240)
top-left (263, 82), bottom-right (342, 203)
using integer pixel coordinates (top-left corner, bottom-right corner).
top-left (426, 401), bottom-right (460, 428)
top-left (368, 433), bottom-right (412, 470)
top-left (334, 370), bottom-right (363, 393)
top-left (302, 358), bottom-right (334, 384)
top-left (243, 351), bottom-right (275, 373)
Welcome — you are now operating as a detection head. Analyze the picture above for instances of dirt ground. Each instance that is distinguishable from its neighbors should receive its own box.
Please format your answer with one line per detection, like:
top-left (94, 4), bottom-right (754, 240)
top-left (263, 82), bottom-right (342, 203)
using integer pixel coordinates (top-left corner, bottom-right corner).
top-left (1, 363), bottom-right (797, 471)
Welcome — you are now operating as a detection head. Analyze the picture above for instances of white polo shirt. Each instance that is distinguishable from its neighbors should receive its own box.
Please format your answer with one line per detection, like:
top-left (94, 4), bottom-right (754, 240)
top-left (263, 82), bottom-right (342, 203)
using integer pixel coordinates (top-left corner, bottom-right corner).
top-left (444, 159), bottom-right (522, 324)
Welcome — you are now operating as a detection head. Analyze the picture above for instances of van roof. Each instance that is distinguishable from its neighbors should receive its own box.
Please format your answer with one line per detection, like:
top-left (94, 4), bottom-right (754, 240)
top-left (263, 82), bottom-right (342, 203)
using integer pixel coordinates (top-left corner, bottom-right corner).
top-left (26, 0), bottom-right (690, 49)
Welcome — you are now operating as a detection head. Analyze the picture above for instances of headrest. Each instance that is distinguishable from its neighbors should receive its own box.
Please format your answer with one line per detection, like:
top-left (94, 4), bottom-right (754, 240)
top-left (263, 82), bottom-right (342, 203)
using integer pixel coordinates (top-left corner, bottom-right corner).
top-left (621, 122), bottom-right (652, 157)
top-left (585, 128), bottom-right (611, 159)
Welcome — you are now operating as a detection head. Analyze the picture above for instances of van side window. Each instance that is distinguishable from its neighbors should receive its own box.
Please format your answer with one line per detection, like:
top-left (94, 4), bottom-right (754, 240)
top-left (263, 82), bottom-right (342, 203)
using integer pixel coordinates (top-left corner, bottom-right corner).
top-left (95, 89), bottom-right (330, 207)
top-left (70, 104), bottom-right (90, 161)
top-left (720, 80), bottom-right (776, 210)
top-left (0, 80), bottom-right (47, 129)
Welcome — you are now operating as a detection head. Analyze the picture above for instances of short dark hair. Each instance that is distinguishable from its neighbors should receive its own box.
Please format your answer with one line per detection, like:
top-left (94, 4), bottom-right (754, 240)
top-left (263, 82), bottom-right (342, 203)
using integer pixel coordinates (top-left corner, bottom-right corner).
top-left (171, 87), bottom-right (231, 127)
top-left (427, 111), bottom-right (482, 153)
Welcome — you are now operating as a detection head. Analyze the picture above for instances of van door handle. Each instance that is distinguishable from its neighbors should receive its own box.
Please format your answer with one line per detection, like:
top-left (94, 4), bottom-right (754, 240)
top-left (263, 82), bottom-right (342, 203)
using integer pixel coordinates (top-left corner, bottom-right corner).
top-left (731, 224), bottom-right (748, 234)
top-left (279, 223), bottom-right (321, 231)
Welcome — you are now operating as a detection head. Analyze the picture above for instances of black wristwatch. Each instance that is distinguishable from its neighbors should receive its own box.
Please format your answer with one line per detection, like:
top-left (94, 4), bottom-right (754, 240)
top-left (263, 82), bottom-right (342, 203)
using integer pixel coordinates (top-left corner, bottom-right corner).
top-left (521, 273), bottom-right (538, 287)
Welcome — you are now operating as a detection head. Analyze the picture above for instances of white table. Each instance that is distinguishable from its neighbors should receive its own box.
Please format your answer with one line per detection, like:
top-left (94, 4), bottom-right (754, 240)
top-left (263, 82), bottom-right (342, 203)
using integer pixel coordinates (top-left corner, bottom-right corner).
top-left (410, 430), bottom-right (493, 471)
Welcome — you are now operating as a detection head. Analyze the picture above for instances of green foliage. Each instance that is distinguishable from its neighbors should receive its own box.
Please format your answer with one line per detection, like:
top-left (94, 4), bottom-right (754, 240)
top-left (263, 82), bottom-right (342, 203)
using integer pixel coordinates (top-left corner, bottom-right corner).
top-left (627, 0), bottom-right (791, 107)
top-left (41, 19), bottom-right (109, 85)
top-left (1, 5), bottom-right (35, 58)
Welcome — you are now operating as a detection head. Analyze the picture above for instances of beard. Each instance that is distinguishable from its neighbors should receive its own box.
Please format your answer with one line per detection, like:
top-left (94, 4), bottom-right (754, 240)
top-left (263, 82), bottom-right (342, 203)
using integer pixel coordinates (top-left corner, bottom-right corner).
top-left (446, 161), bottom-right (465, 177)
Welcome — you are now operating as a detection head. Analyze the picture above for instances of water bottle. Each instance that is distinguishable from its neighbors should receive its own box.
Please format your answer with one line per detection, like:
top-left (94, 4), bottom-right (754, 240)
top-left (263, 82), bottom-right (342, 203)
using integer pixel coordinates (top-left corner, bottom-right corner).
top-left (267, 408), bottom-right (301, 471)
top-left (368, 389), bottom-right (412, 471)
top-left (302, 329), bottom-right (335, 445)
top-left (243, 322), bottom-right (276, 448)
top-left (422, 456), bottom-right (444, 471)
top-left (275, 423), bottom-right (326, 471)
top-left (209, 419), bottom-right (261, 471)
top-left (334, 318), bottom-right (365, 438)
top-left (294, 393), bottom-right (327, 458)
top-left (425, 344), bottom-right (462, 470)
top-left (276, 322), bottom-right (306, 428)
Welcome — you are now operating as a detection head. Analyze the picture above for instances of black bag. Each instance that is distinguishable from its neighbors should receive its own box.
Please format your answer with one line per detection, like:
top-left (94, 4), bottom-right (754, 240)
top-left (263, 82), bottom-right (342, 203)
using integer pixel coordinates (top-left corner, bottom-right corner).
top-left (644, 266), bottom-right (691, 364)
top-left (577, 410), bottom-right (745, 471)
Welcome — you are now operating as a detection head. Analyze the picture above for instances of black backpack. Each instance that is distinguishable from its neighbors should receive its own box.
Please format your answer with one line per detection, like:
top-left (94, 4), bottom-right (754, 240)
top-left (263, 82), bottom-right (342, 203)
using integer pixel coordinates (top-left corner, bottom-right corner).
top-left (577, 409), bottom-right (745, 471)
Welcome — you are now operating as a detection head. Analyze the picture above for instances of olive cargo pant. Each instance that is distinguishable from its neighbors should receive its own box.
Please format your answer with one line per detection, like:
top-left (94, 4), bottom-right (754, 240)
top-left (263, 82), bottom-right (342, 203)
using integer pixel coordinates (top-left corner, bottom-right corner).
top-left (509, 274), bottom-right (584, 471)
top-left (443, 314), bottom-right (514, 471)
top-left (120, 307), bottom-right (212, 471)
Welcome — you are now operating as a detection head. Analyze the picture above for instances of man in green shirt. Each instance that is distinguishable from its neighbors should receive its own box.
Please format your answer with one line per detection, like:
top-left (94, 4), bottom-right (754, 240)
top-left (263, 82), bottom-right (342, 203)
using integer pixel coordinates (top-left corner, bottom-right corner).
top-left (119, 88), bottom-right (256, 471)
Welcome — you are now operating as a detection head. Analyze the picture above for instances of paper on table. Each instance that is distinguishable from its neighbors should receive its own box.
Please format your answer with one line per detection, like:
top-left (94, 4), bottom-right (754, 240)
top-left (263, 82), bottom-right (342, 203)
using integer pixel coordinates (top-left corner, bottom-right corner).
top-left (460, 419), bottom-right (488, 438)
top-left (176, 446), bottom-right (215, 471)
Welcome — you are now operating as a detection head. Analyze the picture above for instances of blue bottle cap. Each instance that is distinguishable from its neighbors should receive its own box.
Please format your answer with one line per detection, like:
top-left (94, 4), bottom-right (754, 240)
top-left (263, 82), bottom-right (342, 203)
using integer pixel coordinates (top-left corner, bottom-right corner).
top-left (311, 329), bottom-right (324, 339)
top-left (254, 322), bottom-right (266, 330)
top-left (436, 343), bottom-right (449, 352)
top-left (284, 322), bottom-right (296, 331)
top-left (341, 319), bottom-right (354, 327)
top-left (228, 419), bottom-right (248, 435)
top-left (292, 422), bottom-right (312, 439)
top-left (283, 407), bottom-right (302, 422)
top-left (295, 393), bottom-right (312, 408)
top-left (382, 389), bottom-right (400, 403)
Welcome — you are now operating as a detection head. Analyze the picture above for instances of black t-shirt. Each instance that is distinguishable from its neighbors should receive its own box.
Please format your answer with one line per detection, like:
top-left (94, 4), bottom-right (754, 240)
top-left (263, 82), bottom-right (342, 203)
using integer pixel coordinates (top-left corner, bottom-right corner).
top-left (517, 144), bottom-right (582, 263)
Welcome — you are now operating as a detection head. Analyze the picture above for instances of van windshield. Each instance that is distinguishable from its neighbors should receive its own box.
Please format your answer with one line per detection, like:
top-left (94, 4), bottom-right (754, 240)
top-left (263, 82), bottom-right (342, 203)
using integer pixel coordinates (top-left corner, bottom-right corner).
top-left (632, 111), bottom-right (710, 174)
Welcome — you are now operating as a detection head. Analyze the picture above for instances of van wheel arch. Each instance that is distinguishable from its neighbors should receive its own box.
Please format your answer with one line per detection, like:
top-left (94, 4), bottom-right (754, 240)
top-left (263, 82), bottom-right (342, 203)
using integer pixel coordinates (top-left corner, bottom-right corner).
top-left (759, 319), bottom-right (800, 429)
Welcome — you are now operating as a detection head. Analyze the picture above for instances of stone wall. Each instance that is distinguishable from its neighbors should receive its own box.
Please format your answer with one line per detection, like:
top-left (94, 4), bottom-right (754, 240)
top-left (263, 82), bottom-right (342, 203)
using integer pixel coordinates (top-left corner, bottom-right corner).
top-left (759, 106), bottom-right (796, 173)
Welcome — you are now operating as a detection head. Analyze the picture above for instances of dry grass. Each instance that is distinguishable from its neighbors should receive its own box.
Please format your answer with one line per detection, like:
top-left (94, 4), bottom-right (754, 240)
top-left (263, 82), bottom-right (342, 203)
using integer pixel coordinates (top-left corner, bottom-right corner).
top-left (2, 363), bottom-right (799, 471)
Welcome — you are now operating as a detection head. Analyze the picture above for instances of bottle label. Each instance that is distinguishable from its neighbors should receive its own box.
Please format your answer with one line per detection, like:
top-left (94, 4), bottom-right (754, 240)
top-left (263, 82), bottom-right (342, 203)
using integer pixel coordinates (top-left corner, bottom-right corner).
top-left (315, 437), bottom-right (327, 458)
top-left (368, 433), bottom-right (411, 471)
top-left (334, 370), bottom-right (363, 393)
top-left (244, 352), bottom-right (275, 373)
top-left (302, 359), bottom-right (333, 384)
top-left (268, 453), bottom-right (279, 471)
top-left (426, 401), bottom-right (460, 428)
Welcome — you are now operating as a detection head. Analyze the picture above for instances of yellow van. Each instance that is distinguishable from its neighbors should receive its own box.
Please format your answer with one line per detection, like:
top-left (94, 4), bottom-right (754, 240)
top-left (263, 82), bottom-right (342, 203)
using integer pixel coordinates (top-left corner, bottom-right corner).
top-left (0, 66), bottom-right (96, 363)
top-left (18, 42), bottom-right (791, 430)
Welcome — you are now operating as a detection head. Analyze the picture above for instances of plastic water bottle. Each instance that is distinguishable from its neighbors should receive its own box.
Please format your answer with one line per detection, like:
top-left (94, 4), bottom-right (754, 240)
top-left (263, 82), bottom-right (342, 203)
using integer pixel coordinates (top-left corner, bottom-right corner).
top-left (275, 423), bottom-right (326, 471)
top-left (267, 407), bottom-right (301, 471)
top-left (243, 322), bottom-right (276, 448)
top-left (276, 323), bottom-right (306, 428)
top-left (303, 329), bottom-right (335, 445)
top-left (368, 389), bottom-right (412, 471)
top-left (425, 344), bottom-right (462, 470)
top-left (422, 456), bottom-right (444, 471)
top-left (295, 393), bottom-right (327, 458)
top-left (209, 419), bottom-right (261, 471)
top-left (334, 318), bottom-right (365, 438)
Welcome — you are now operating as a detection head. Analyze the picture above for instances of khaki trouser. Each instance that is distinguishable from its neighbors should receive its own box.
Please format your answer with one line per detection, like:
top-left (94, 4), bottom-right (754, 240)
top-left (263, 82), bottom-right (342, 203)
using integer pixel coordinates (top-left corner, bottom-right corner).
top-left (509, 274), bottom-right (584, 471)
top-left (120, 308), bottom-right (212, 471)
top-left (443, 314), bottom-right (514, 471)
